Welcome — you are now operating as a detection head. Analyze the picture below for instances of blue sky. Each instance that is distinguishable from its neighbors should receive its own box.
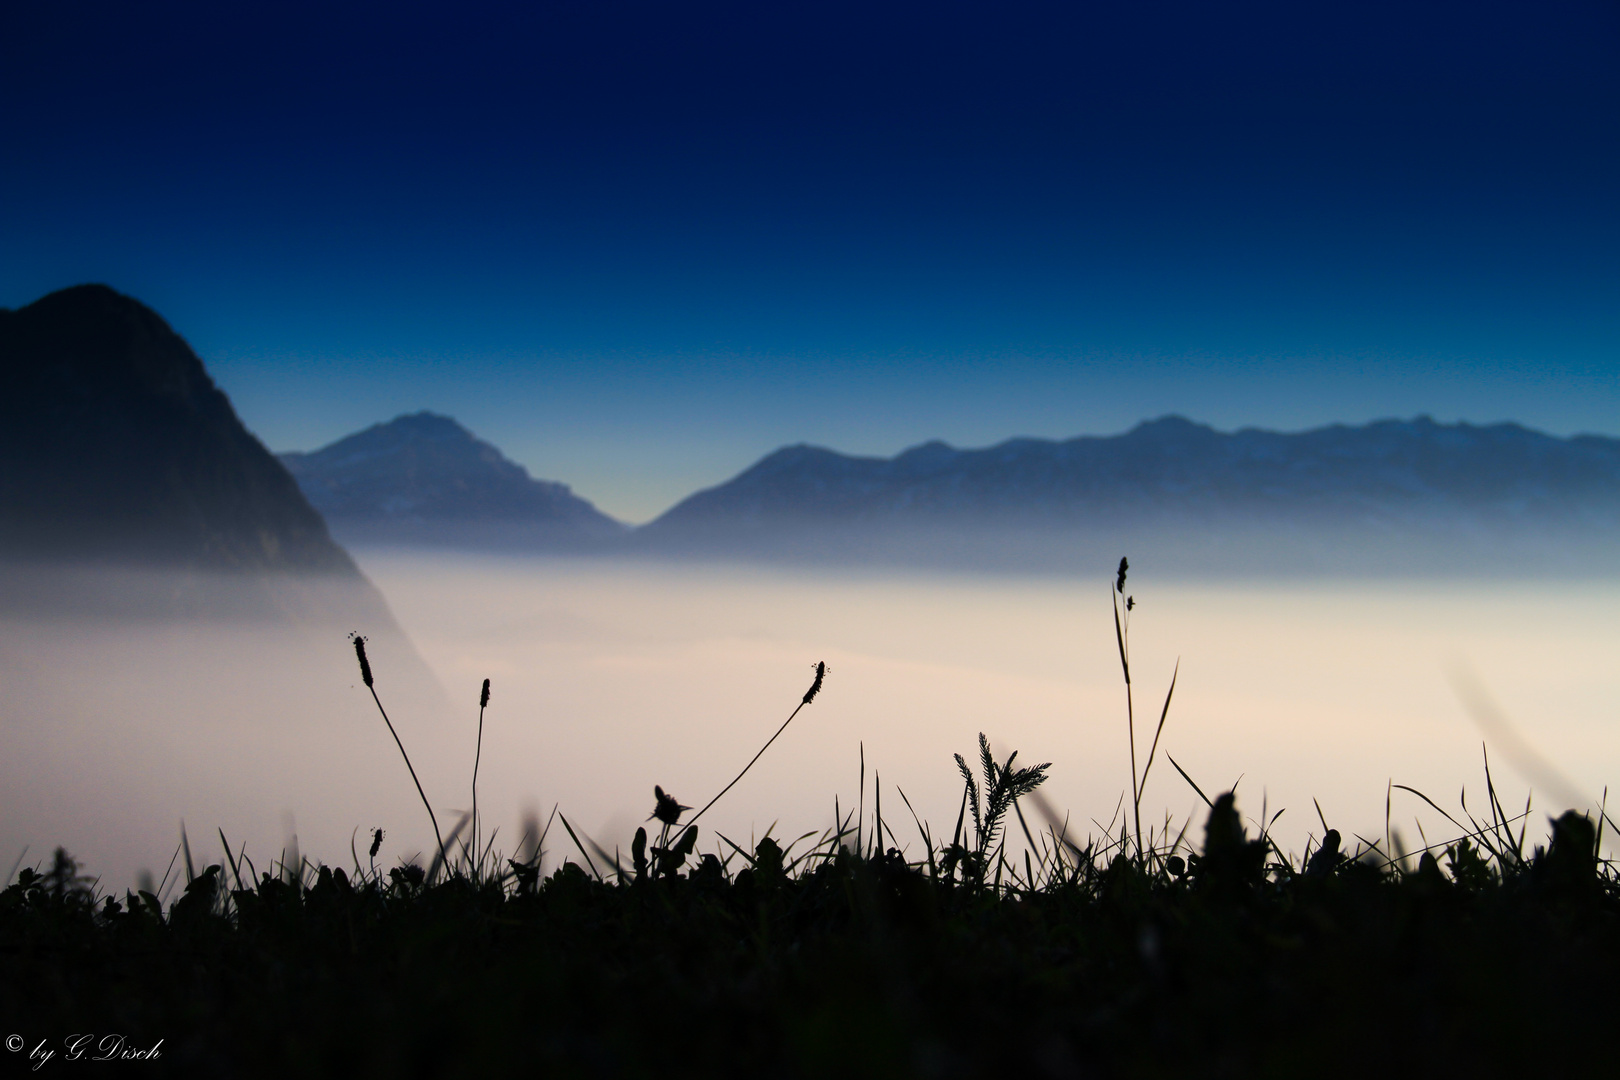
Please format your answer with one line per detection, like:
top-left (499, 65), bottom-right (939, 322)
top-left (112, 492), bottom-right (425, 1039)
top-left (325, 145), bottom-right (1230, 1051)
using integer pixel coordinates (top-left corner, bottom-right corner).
top-left (3, 1), bottom-right (1616, 521)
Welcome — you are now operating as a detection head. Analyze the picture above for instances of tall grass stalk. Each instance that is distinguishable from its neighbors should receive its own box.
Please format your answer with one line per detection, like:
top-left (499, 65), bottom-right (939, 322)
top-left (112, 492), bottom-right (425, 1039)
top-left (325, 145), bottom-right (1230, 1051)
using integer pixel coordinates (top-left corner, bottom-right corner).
top-left (1112, 557), bottom-right (1179, 863)
top-left (351, 634), bottom-right (448, 876)
top-left (472, 678), bottom-right (490, 873)
top-left (1111, 558), bottom-right (1141, 858)
top-left (684, 661), bottom-right (826, 830)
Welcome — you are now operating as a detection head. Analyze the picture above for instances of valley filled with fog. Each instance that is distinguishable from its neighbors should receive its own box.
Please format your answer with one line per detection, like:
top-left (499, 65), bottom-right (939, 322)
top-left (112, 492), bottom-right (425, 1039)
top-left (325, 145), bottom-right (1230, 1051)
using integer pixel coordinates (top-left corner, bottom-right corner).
top-left (3, 553), bottom-right (1617, 893)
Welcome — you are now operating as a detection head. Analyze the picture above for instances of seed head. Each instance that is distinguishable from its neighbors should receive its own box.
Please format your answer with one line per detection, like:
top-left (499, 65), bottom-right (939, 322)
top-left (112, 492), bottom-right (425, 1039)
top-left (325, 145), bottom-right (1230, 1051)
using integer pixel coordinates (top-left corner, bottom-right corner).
top-left (1116, 557), bottom-right (1129, 594)
top-left (369, 828), bottom-right (385, 859)
top-left (350, 633), bottom-right (373, 687)
top-left (1125, 595), bottom-right (1135, 611)
top-left (649, 785), bottom-right (690, 826)
top-left (480, 678), bottom-right (491, 709)
top-left (803, 660), bottom-right (827, 705)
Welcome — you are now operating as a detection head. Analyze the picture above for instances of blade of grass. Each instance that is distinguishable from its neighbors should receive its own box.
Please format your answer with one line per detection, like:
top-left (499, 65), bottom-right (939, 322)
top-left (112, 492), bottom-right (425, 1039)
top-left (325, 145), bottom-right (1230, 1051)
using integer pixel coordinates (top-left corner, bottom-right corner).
top-left (1170, 815), bottom-right (1192, 857)
top-left (556, 812), bottom-right (602, 881)
top-left (156, 840), bottom-right (182, 900)
top-left (874, 773), bottom-right (900, 856)
top-left (1013, 799), bottom-right (1042, 866)
top-left (895, 786), bottom-right (938, 880)
top-left (858, 742), bottom-right (866, 859)
top-left (584, 834), bottom-right (624, 883)
top-left (1596, 787), bottom-right (1607, 860)
top-left (1137, 659), bottom-right (1180, 803)
top-left (1028, 789), bottom-right (1085, 858)
top-left (4, 845), bottom-right (28, 887)
top-left (783, 830), bottom-right (829, 875)
top-left (1352, 834), bottom-right (1390, 870)
top-left (481, 826), bottom-right (502, 877)
top-left (715, 832), bottom-right (757, 868)
top-left (219, 829), bottom-right (245, 894)
top-left (1167, 755), bottom-right (1213, 808)
top-left (951, 784), bottom-right (968, 855)
top-left (1393, 784), bottom-right (1469, 833)
top-left (428, 811), bottom-right (472, 884)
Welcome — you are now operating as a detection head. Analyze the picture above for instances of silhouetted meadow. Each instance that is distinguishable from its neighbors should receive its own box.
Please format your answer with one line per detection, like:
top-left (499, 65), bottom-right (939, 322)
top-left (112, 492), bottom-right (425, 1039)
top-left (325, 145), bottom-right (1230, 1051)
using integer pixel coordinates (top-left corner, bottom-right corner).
top-left (4, 564), bottom-right (1617, 1076)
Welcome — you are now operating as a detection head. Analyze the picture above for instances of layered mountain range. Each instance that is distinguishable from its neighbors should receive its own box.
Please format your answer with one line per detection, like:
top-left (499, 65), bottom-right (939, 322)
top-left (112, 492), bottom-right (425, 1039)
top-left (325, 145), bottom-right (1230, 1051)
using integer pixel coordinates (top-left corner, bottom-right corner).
top-left (649, 416), bottom-right (1620, 530)
top-left (5, 285), bottom-right (1615, 578)
top-left (630, 418), bottom-right (1620, 572)
top-left (280, 410), bottom-right (1620, 574)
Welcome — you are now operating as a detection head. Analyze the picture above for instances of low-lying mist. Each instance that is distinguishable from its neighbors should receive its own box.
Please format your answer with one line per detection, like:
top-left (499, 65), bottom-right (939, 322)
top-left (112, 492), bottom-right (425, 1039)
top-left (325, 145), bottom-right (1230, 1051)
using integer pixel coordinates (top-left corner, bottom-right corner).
top-left (3, 553), bottom-right (1616, 893)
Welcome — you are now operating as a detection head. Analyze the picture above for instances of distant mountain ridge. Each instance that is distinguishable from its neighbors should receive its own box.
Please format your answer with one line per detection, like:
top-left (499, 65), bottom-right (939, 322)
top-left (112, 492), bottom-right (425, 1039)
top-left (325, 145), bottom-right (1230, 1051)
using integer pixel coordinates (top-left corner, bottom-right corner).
top-left (285, 409), bottom-right (1620, 573)
top-left (280, 412), bottom-right (625, 550)
top-left (644, 415), bottom-right (1620, 535)
top-left (630, 415), bottom-right (1620, 573)
top-left (0, 284), bottom-right (357, 574)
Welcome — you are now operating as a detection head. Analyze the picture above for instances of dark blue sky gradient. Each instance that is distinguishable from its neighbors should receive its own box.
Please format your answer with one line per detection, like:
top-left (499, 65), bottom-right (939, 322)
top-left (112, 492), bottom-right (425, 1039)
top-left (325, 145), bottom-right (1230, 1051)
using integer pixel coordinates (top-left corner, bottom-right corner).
top-left (3, 1), bottom-right (1616, 519)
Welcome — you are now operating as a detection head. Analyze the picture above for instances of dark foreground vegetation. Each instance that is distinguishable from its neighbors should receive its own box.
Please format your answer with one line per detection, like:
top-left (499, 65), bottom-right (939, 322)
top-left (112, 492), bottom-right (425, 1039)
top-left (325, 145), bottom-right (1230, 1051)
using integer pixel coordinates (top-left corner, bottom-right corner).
top-left (5, 566), bottom-right (1616, 1076)
top-left (5, 787), bottom-right (1617, 1077)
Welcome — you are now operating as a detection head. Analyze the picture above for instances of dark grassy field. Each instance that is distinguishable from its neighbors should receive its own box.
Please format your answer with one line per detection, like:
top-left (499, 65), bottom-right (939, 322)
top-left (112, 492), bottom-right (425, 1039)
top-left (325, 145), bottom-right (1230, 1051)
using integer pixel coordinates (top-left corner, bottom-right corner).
top-left (5, 795), bottom-right (1617, 1078)
top-left (5, 568), bottom-right (1616, 1077)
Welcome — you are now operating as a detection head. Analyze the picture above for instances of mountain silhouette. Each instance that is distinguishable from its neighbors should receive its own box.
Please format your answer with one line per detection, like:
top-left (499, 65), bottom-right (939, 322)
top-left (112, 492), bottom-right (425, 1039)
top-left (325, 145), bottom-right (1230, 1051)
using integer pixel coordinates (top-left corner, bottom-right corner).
top-left (647, 415), bottom-right (1620, 531)
top-left (633, 416), bottom-right (1620, 572)
top-left (0, 284), bottom-right (356, 574)
top-left (282, 411), bottom-right (1619, 572)
top-left (279, 412), bottom-right (625, 550)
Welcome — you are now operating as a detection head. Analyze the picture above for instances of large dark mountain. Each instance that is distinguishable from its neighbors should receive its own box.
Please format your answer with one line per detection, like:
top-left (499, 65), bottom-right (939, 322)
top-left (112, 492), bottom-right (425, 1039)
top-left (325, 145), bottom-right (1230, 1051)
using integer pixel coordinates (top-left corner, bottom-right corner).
top-left (635, 416), bottom-right (1620, 573)
top-left (279, 412), bottom-right (626, 550)
top-left (0, 284), bottom-right (356, 574)
top-left (0, 285), bottom-right (447, 726)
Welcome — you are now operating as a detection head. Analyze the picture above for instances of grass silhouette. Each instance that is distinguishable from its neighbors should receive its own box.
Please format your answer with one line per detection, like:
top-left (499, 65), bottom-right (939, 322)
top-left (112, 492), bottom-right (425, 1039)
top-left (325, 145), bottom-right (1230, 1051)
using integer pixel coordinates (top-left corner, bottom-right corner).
top-left (349, 632), bottom-right (448, 876)
top-left (4, 561), bottom-right (1618, 1074)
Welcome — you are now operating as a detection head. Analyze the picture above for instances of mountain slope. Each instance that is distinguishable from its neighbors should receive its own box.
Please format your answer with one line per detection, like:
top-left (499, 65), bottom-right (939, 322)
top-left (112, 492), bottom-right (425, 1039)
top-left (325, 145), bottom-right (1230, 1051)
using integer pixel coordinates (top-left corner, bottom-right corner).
top-left (0, 284), bottom-right (356, 573)
top-left (279, 413), bottom-right (625, 550)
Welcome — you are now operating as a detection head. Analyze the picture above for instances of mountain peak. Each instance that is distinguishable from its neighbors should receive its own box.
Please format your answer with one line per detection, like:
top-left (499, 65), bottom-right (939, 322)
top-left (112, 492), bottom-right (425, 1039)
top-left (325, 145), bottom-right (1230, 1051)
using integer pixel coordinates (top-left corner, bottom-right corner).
top-left (279, 414), bottom-right (625, 546)
top-left (1, 283), bottom-right (218, 406)
top-left (1126, 415), bottom-right (1215, 439)
top-left (894, 439), bottom-right (961, 472)
top-left (0, 285), bottom-right (357, 573)
top-left (370, 411), bottom-right (472, 440)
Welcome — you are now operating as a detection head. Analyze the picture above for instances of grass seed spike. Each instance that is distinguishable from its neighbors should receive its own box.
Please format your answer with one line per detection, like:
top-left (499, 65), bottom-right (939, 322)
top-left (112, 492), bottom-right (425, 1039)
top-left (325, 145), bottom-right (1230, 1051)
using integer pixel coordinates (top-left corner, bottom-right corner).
top-left (683, 661), bottom-right (828, 831)
top-left (350, 633), bottom-right (448, 876)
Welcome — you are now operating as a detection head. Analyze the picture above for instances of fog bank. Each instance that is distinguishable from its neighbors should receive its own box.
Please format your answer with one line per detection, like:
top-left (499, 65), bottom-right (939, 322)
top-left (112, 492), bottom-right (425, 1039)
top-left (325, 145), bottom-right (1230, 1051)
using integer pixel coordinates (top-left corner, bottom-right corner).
top-left (3, 554), bottom-right (1616, 891)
